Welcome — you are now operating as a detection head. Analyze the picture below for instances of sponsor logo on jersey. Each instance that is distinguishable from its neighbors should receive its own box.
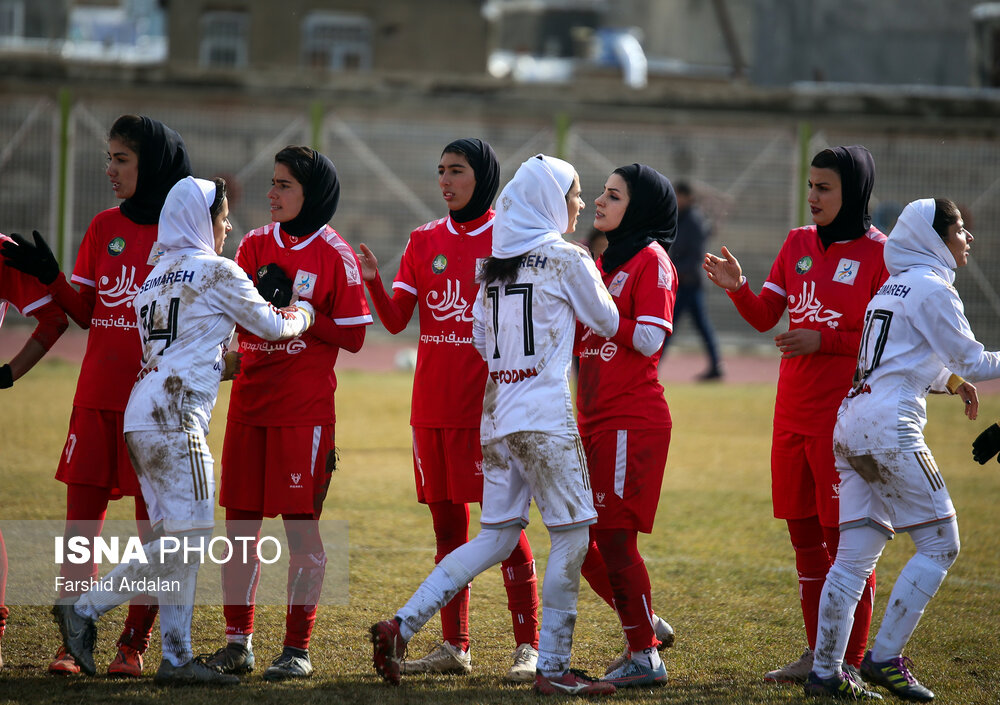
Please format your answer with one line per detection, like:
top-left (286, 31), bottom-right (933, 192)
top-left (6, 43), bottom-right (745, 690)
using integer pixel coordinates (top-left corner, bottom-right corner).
top-left (426, 278), bottom-right (473, 322)
top-left (432, 254), bottom-right (448, 274)
top-left (286, 338), bottom-right (307, 354)
top-left (98, 265), bottom-right (142, 308)
top-left (290, 473), bottom-right (303, 489)
top-left (147, 241), bottom-right (165, 266)
top-left (834, 258), bottom-right (861, 285)
top-left (795, 256), bottom-right (813, 274)
top-left (577, 338), bottom-right (618, 362)
top-left (831, 482), bottom-right (840, 500)
top-left (608, 271), bottom-right (630, 297)
top-left (489, 367), bottom-right (539, 384)
top-left (787, 281), bottom-right (843, 328)
top-left (108, 237), bottom-right (126, 256)
top-left (294, 269), bottom-right (317, 298)
top-left (474, 460), bottom-right (483, 477)
top-left (596, 491), bottom-right (606, 505)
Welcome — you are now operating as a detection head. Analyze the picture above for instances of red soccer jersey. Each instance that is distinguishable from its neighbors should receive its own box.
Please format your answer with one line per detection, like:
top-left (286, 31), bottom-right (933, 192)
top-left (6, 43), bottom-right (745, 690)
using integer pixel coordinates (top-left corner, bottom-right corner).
top-left (70, 208), bottom-right (159, 412)
top-left (729, 225), bottom-right (888, 435)
top-left (394, 211), bottom-right (493, 428)
top-left (576, 243), bottom-right (677, 436)
top-left (228, 223), bottom-right (372, 426)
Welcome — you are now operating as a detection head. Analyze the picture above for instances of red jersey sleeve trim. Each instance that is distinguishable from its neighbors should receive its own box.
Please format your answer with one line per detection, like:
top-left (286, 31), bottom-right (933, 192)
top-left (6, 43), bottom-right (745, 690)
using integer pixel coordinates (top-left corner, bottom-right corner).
top-left (19, 294), bottom-right (53, 316)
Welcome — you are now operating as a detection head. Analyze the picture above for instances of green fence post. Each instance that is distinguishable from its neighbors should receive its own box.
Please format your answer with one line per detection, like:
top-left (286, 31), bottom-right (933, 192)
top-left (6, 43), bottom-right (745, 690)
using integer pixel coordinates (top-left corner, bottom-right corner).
top-left (555, 112), bottom-right (571, 160)
top-left (56, 88), bottom-right (71, 271)
top-left (796, 121), bottom-right (812, 227)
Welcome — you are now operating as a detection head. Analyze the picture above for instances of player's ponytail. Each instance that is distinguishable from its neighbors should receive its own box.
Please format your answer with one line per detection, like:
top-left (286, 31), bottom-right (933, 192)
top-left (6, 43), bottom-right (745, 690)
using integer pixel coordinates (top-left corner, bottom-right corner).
top-left (479, 255), bottom-right (521, 286)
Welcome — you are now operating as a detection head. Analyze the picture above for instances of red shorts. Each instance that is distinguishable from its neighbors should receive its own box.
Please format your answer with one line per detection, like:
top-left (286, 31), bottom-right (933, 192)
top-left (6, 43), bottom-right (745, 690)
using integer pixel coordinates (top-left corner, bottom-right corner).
top-left (221, 421), bottom-right (336, 518)
top-left (411, 427), bottom-right (483, 505)
top-left (583, 427), bottom-right (670, 533)
top-left (55, 406), bottom-right (141, 498)
top-left (770, 427), bottom-right (839, 527)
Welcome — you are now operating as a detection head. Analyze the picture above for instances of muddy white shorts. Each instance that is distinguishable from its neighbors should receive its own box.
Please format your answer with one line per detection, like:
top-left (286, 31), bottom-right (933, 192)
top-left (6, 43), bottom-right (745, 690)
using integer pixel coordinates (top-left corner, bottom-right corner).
top-left (837, 448), bottom-right (956, 537)
top-left (479, 431), bottom-right (597, 532)
top-left (125, 429), bottom-right (216, 534)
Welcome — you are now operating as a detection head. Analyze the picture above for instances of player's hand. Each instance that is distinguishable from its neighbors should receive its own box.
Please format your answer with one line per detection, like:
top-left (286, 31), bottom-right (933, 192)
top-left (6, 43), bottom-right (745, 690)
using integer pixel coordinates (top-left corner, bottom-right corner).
top-left (774, 328), bottom-right (821, 358)
top-left (358, 243), bottom-right (379, 283)
top-left (972, 421), bottom-right (1000, 464)
top-left (222, 351), bottom-right (242, 381)
top-left (956, 381), bottom-right (979, 420)
top-left (0, 364), bottom-right (13, 389)
top-left (284, 300), bottom-right (315, 328)
top-left (1, 230), bottom-right (61, 285)
top-left (703, 246), bottom-right (743, 292)
top-left (256, 263), bottom-right (293, 308)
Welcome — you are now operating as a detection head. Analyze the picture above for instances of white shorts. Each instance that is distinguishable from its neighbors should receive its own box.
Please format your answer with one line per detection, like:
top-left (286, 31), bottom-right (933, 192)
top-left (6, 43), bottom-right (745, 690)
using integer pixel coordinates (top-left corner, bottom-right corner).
top-left (837, 448), bottom-right (956, 537)
top-left (479, 431), bottom-right (597, 532)
top-left (125, 429), bottom-right (216, 534)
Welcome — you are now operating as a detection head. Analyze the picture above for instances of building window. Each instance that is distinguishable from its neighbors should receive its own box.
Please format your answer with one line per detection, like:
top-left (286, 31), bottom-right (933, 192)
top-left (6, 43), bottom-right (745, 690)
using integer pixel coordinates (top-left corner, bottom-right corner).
top-left (0, 0), bottom-right (25, 38)
top-left (301, 12), bottom-right (372, 71)
top-left (199, 11), bottom-right (248, 68)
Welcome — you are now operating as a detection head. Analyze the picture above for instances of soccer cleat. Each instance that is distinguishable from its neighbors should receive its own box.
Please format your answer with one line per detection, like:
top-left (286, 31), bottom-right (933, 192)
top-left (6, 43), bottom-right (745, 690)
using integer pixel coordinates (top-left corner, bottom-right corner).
top-left (765, 648), bottom-right (814, 683)
top-left (653, 616), bottom-right (675, 649)
top-left (805, 670), bottom-right (883, 699)
top-left (154, 656), bottom-right (240, 685)
top-left (601, 658), bottom-right (668, 688)
top-left (263, 646), bottom-right (313, 681)
top-left (400, 641), bottom-right (471, 675)
top-left (534, 669), bottom-right (616, 696)
top-left (505, 643), bottom-right (538, 683)
top-left (370, 619), bottom-right (407, 685)
top-left (51, 602), bottom-right (97, 676)
top-left (48, 645), bottom-right (81, 675)
top-left (108, 643), bottom-right (144, 677)
top-left (205, 642), bottom-right (255, 674)
top-left (860, 651), bottom-right (935, 702)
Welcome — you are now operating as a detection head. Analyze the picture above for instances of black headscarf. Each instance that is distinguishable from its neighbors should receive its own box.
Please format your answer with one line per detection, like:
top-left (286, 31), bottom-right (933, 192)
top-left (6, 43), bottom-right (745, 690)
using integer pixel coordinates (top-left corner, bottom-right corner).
top-left (118, 117), bottom-right (192, 225)
top-left (815, 145), bottom-right (875, 249)
top-left (279, 149), bottom-right (341, 237)
top-left (442, 138), bottom-right (500, 224)
top-left (600, 164), bottom-right (677, 274)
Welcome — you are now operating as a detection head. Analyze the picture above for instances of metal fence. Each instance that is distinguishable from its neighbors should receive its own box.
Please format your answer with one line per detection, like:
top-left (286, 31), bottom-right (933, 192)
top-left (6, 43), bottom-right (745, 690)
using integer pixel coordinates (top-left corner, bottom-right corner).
top-left (2, 91), bottom-right (1000, 349)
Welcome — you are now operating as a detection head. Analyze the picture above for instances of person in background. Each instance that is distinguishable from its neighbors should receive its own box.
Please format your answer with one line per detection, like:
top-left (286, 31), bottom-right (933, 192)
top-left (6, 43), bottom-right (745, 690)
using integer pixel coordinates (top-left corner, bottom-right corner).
top-left (704, 146), bottom-right (886, 685)
top-left (358, 139), bottom-right (539, 682)
top-left (660, 180), bottom-right (723, 381)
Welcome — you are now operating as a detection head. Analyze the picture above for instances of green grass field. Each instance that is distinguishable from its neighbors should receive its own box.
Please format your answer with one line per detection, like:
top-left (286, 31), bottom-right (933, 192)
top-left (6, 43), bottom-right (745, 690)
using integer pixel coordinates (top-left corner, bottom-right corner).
top-left (0, 360), bottom-right (998, 703)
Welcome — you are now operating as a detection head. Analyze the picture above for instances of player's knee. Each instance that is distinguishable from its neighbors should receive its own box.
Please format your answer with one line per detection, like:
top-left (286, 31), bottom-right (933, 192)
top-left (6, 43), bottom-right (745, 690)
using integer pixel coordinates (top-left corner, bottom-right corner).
top-left (913, 521), bottom-right (960, 571)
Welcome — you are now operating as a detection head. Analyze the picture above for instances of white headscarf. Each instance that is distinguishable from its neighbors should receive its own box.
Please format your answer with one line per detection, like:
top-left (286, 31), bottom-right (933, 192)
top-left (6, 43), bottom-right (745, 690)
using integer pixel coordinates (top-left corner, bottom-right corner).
top-left (884, 198), bottom-right (956, 283)
top-left (157, 176), bottom-right (217, 255)
top-left (492, 154), bottom-right (577, 259)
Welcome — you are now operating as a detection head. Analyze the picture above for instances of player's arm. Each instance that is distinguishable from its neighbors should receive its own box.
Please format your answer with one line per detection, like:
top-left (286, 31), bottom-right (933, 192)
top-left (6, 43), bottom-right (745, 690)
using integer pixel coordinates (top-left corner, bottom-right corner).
top-left (0, 231), bottom-right (94, 328)
top-left (1, 299), bottom-right (68, 388)
top-left (610, 256), bottom-right (672, 357)
top-left (216, 261), bottom-right (314, 341)
top-left (309, 312), bottom-right (366, 353)
top-left (705, 244), bottom-right (787, 332)
top-left (358, 243), bottom-right (417, 334)
top-left (566, 252), bottom-right (620, 339)
top-left (472, 285), bottom-right (488, 360)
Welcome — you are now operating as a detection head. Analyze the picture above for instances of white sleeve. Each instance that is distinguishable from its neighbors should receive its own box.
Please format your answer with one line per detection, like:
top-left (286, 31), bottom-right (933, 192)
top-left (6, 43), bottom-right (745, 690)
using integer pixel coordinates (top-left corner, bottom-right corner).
top-left (472, 284), bottom-right (488, 360)
top-left (632, 322), bottom-right (667, 357)
top-left (923, 288), bottom-right (1000, 382)
top-left (564, 252), bottom-right (619, 338)
top-left (213, 260), bottom-right (312, 341)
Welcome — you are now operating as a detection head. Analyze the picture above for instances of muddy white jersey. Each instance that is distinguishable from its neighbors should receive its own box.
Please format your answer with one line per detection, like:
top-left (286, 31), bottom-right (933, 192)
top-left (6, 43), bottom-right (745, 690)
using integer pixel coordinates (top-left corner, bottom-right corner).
top-left (124, 251), bottom-right (311, 435)
top-left (473, 240), bottom-right (619, 443)
top-left (836, 267), bottom-right (1000, 455)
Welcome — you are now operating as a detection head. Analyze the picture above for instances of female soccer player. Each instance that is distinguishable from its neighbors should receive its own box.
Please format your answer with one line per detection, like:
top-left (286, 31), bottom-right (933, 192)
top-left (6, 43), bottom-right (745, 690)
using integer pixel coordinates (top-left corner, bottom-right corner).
top-left (806, 199), bottom-right (989, 702)
top-left (575, 164), bottom-right (677, 688)
top-left (52, 176), bottom-right (315, 685)
top-left (704, 146), bottom-right (886, 683)
top-left (358, 139), bottom-right (539, 681)
top-left (2, 115), bottom-right (191, 677)
top-left (371, 154), bottom-right (619, 696)
top-left (0, 231), bottom-right (70, 672)
top-left (206, 146), bottom-right (372, 681)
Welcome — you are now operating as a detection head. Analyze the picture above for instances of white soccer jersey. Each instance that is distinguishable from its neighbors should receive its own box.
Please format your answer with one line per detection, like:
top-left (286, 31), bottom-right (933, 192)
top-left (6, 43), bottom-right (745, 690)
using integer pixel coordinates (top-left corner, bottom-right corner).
top-left (835, 200), bottom-right (1000, 455)
top-left (124, 251), bottom-right (311, 435)
top-left (473, 239), bottom-right (619, 443)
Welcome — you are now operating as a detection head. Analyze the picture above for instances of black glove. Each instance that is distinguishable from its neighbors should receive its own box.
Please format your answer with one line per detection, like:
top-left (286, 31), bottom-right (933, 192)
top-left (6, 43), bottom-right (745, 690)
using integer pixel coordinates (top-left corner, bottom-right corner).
top-left (1, 231), bottom-right (61, 285)
top-left (971, 422), bottom-right (1000, 464)
top-left (0, 364), bottom-right (12, 389)
top-left (256, 263), bottom-right (293, 308)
